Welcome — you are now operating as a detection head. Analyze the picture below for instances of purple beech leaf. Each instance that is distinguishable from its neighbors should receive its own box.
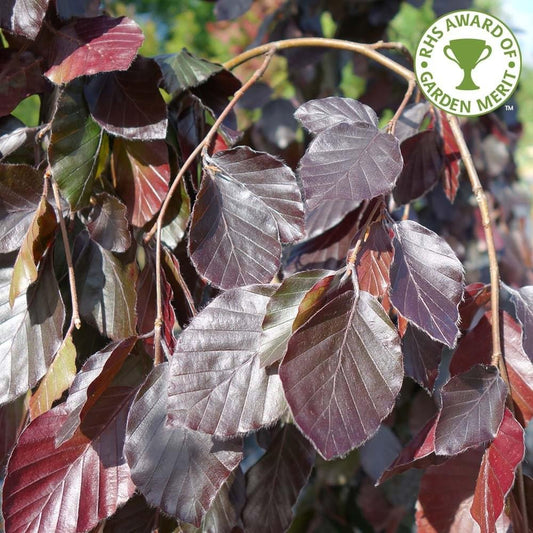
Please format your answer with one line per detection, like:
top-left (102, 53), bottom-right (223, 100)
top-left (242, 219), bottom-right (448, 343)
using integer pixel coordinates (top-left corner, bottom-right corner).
top-left (205, 147), bottom-right (305, 243)
top-left (393, 130), bottom-right (444, 205)
top-left (295, 96), bottom-right (378, 134)
top-left (0, 116), bottom-right (39, 159)
top-left (9, 196), bottom-right (57, 305)
top-left (394, 101), bottom-right (431, 142)
top-left (29, 334), bottom-right (76, 419)
top-left (56, 337), bottom-right (137, 446)
top-left (167, 285), bottom-right (287, 438)
top-left (355, 220), bottom-right (393, 298)
top-left (155, 48), bottom-right (225, 94)
top-left (189, 159), bottom-right (281, 290)
top-left (0, 49), bottom-right (47, 116)
top-left (509, 285), bottom-right (533, 363)
top-left (471, 408), bottom-right (525, 533)
top-left (304, 199), bottom-right (360, 239)
top-left (402, 324), bottom-right (443, 392)
top-left (0, 0), bottom-right (49, 39)
top-left (160, 178), bottom-right (190, 249)
top-left (390, 220), bottom-right (464, 347)
top-left (242, 424), bottom-right (315, 532)
top-left (73, 233), bottom-right (137, 341)
top-left (259, 270), bottom-right (333, 368)
top-left (0, 164), bottom-right (43, 252)
top-left (84, 56), bottom-right (168, 140)
top-left (298, 105), bottom-right (402, 210)
top-left (2, 386), bottom-right (137, 533)
top-left (101, 493), bottom-right (159, 533)
top-left (86, 193), bottom-right (131, 252)
top-left (125, 363), bottom-right (243, 527)
top-left (0, 393), bottom-right (27, 473)
top-left (435, 364), bottom-right (507, 456)
top-left (280, 290), bottom-right (403, 460)
top-left (359, 425), bottom-right (402, 482)
top-left (48, 80), bottom-right (105, 210)
top-left (0, 252), bottom-right (64, 406)
top-left (111, 138), bottom-right (170, 227)
top-left (45, 16), bottom-right (144, 85)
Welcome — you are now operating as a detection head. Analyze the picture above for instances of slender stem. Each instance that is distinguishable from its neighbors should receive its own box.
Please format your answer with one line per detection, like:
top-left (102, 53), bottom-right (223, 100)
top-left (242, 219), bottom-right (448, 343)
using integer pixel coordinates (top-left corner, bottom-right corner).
top-left (49, 174), bottom-right (81, 330)
top-left (153, 223), bottom-right (164, 365)
top-left (387, 78), bottom-right (416, 134)
top-left (222, 37), bottom-right (414, 84)
top-left (446, 115), bottom-right (502, 369)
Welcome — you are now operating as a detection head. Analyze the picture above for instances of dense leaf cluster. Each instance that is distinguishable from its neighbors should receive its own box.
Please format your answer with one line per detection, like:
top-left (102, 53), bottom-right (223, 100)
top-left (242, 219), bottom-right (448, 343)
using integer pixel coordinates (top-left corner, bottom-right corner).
top-left (0, 0), bottom-right (532, 532)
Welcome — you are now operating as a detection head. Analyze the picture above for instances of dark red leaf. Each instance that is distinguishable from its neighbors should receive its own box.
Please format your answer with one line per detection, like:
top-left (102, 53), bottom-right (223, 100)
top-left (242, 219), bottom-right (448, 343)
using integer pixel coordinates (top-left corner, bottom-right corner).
top-left (280, 290), bottom-right (403, 459)
top-left (471, 408), bottom-right (525, 533)
top-left (136, 248), bottom-right (176, 358)
top-left (459, 282), bottom-right (491, 331)
top-left (416, 448), bottom-right (484, 532)
top-left (2, 386), bottom-right (136, 532)
top-left (355, 220), bottom-right (393, 298)
top-left (86, 193), bottom-right (131, 252)
top-left (436, 110), bottom-right (461, 203)
top-left (45, 16), bottom-right (143, 85)
top-left (189, 152), bottom-right (293, 289)
top-left (242, 424), bottom-right (315, 533)
top-left (295, 96), bottom-right (378, 134)
top-left (0, 49), bottom-right (46, 117)
top-left (435, 364), bottom-right (507, 456)
top-left (0, 115), bottom-right (38, 159)
top-left (74, 233), bottom-right (137, 340)
top-left (390, 220), bottom-right (464, 347)
top-left (48, 80), bottom-right (104, 210)
top-left (167, 285), bottom-right (286, 438)
top-left (0, 252), bottom-right (64, 405)
top-left (298, 117), bottom-right (402, 210)
top-left (450, 312), bottom-right (533, 424)
top-left (102, 493), bottom-right (158, 533)
top-left (0, 164), bottom-right (42, 253)
top-left (112, 138), bottom-right (170, 227)
top-left (84, 56), bottom-right (167, 140)
top-left (304, 199), bottom-right (360, 239)
top-left (259, 270), bottom-right (333, 367)
top-left (393, 130), bottom-right (444, 205)
top-left (0, 0), bottom-right (49, 39)
top-left (56, 336), bottom-right (137, 445)
top-left (379, 415), bottom-right (442, 483)
top-left (9, 196), bottom-right (57, 304)
top-left (402, 324), bottom-right (443, 391)
top-left (0, 394), bottom-right (26, 474)
top-left (125, 363), bottom-right (243, 527)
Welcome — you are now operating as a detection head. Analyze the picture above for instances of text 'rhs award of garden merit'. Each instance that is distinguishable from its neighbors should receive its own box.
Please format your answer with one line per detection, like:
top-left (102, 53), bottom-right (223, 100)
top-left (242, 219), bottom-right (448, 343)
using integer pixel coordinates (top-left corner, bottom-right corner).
top-left (415, 10), bottom-right (521, 117)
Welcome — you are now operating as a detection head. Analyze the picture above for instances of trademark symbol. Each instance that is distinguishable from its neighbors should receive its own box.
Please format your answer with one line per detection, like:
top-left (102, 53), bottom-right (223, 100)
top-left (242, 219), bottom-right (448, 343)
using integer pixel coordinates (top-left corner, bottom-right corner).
top-left (505, 104), bottom-right (514, 111)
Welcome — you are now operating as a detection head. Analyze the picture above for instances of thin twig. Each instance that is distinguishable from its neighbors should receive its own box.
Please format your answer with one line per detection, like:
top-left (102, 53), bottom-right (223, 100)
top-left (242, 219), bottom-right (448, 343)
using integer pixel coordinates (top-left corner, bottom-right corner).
top-left (446, 115), bottom-right (502, 369)
top-left (387, 78), bottom-right (417, 135)
top-left (49, 173), bottom-right (81, 330)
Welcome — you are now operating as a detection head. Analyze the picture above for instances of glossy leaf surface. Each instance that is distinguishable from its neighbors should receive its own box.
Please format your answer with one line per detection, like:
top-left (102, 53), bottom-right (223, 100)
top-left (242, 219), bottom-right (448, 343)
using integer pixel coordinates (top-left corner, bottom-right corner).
top-left (49, 81), bottom-right (104, 210)
top-left (45, 16), bottom-right (143, 84)
top-left (167, 286), bottom-right (286, 437)
top-left (280, 290), bottom-right (403, 459)
top-left (2, 386), bottom-right (136, 532)
top-left (390, 220), bottom-right (464, 346)
top-left (125, 364), bottom-right (242, 526)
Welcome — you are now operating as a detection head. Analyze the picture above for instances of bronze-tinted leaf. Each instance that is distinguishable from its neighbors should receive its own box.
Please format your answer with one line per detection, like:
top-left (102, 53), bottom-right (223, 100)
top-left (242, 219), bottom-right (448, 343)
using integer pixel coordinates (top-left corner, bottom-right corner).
top-left (112, 138), bottom-right (170, 227)
top-left (280, 290), bottom-right (403, 459)
top-left (45, 16), bottom-right (143, 84)
top-left (390, 220), bottom-right (464, 347)
top-left (2, 386), bottom-right (136, 532)
top-left (84, 56), bottom-right (167, 140)
top-left (125, 364), bottom-right (243, 526)
top-left (167, 285), bottom-right (286, 438)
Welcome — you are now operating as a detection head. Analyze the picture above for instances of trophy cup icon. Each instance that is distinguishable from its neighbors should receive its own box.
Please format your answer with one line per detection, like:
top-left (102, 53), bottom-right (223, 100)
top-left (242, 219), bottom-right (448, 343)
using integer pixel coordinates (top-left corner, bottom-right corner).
top-left (443, 39), bottom-right (492, 90)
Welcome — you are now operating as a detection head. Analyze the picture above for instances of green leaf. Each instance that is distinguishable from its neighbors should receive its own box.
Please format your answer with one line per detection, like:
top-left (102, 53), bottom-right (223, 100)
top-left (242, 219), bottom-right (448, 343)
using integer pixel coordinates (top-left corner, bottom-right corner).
top-left (9, 196), bottom-right (57, 305)
top-left (48, 81), bottom-right (104, 210)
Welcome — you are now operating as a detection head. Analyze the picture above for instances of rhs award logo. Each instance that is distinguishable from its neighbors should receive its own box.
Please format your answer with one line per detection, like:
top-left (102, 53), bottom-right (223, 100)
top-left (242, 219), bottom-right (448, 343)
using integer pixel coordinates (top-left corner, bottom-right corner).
top-left (415, 10), bottom-right (521, 116)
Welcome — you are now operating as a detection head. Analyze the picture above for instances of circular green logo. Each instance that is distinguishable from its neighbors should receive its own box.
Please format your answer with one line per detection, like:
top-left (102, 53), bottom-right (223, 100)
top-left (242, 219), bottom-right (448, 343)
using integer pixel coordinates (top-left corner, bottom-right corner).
top-left (415, 10), bottom-right (522, 116)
